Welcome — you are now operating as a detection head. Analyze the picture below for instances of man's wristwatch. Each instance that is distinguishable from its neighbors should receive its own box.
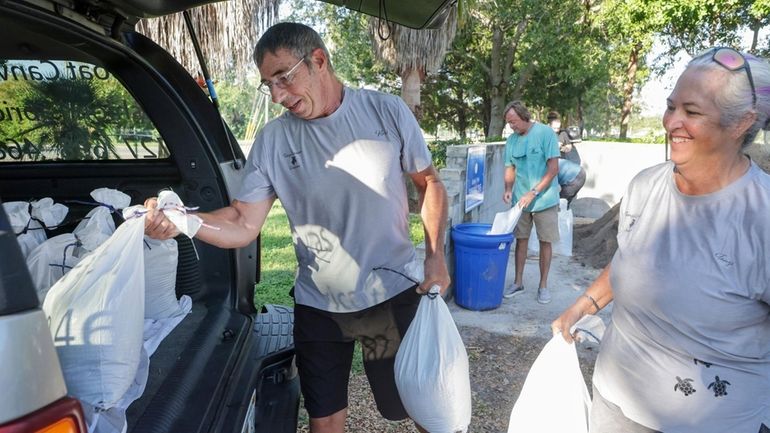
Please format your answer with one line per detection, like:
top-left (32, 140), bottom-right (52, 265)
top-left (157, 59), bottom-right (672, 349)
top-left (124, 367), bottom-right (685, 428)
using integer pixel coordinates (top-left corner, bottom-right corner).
top-left (530, 188), bottom-right (539, 197)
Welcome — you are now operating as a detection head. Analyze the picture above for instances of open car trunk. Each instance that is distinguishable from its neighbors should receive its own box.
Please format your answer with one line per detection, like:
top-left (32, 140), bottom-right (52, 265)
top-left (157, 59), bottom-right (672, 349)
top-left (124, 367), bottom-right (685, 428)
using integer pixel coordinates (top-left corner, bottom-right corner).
top-left (0, 1), bottom-right (299, 432)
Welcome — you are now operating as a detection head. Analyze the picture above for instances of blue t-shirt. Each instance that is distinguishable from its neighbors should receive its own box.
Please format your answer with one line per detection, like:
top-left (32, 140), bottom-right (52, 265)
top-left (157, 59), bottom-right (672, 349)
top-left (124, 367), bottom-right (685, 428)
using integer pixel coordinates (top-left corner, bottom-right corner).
top-left (557, 158), bottom-right (582, 185)
top-left (504, 122), bottom-right (560, 212)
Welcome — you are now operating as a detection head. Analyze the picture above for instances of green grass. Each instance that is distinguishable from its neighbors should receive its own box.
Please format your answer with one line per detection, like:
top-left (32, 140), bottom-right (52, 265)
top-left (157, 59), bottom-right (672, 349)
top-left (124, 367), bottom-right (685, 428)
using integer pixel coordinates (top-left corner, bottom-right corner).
top-left (254, 201), bottom-right (296, 310)
top-left (255, 201), bottom-right (425, 374)
top-left (408, 213), bottom-right (425, 246)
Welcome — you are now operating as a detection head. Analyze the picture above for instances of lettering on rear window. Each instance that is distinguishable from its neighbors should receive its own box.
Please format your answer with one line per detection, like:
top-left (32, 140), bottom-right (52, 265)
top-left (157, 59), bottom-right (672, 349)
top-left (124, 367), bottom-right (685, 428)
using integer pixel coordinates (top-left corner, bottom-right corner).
top-left (0, 60), bottom-right (168, 162)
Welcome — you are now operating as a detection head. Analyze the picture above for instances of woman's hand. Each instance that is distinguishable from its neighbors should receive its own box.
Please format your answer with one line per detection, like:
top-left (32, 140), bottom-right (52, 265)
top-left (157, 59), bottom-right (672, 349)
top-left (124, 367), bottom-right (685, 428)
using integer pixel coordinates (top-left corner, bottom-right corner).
top-left (551, 304), bottom-right (584, 343)
top-left (553, 265), bottom-right (613, 342)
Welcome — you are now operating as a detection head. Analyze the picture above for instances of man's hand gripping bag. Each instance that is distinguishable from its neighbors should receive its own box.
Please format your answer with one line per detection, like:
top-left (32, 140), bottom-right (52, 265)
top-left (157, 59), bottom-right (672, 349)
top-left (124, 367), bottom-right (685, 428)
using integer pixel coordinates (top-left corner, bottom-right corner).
top-left (394, 287), bottom-right (472, 433)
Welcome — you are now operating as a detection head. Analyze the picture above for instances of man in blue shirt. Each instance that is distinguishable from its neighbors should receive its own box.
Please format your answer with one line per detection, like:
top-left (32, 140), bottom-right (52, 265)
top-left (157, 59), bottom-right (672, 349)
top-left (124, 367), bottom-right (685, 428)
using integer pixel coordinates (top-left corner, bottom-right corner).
top-left (502, 101), bottom-right (560, 304)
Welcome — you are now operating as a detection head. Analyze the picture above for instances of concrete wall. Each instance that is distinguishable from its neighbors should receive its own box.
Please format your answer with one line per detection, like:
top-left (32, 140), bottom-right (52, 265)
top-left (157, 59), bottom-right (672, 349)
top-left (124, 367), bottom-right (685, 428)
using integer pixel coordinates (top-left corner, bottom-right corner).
top-left (441, 140), bottom-right (668, 221)
top-left (440, 142), bottom-right (509, 229)
top-left (574, 141), bottom-right (666, 216)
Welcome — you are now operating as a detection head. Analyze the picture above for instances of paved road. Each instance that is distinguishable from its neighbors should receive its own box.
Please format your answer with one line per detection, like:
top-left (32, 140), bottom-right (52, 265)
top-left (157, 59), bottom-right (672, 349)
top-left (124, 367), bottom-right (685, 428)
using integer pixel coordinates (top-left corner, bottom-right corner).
top-left (449, 253), bottom-right (609, 337)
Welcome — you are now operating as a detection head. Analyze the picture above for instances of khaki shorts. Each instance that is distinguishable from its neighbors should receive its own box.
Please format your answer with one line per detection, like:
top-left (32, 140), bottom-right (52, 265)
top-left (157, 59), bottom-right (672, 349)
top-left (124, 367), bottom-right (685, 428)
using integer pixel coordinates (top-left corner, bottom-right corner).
top-left (514, 204), bottom-right (560, 243)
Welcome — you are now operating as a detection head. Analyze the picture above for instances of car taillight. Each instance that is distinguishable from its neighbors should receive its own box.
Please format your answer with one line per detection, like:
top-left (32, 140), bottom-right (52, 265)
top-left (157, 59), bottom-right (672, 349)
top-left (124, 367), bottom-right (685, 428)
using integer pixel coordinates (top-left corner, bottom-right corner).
top-left (0, 397), bottom-right (86, 433)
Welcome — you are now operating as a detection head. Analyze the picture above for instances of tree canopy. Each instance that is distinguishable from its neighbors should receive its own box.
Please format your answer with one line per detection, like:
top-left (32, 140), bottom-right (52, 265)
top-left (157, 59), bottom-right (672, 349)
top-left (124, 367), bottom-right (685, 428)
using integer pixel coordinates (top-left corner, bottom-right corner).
top-left (135, 0), bottom-right (770, 142)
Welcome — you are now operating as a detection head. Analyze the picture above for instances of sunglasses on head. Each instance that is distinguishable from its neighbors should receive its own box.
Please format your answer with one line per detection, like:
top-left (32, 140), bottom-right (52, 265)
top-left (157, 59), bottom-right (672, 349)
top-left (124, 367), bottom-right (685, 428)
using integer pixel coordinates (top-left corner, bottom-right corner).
top-left (709, 47), bottom-right (757, 108)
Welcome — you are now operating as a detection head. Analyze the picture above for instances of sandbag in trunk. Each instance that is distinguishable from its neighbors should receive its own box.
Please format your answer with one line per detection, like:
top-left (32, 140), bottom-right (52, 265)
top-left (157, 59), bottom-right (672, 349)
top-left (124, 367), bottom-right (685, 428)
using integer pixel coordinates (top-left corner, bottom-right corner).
top-left (73, 188), bottom-right (131, 252)
top-left (43, 214), bottom-right (146, 410)
top-left (4, 198), bottom-right (68, 257)
top-left (27, 233), bottom-right (86, 303)
top-left (143, 237), bottom-right (182, 319)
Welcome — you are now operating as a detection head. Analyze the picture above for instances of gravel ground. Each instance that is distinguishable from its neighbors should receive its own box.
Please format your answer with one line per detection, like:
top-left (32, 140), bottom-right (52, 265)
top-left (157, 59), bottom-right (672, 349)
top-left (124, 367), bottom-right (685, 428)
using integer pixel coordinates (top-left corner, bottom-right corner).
top-left (296, 326), bottom-right (599, 433)
top-left (296, 249), bottom-right (605, 433)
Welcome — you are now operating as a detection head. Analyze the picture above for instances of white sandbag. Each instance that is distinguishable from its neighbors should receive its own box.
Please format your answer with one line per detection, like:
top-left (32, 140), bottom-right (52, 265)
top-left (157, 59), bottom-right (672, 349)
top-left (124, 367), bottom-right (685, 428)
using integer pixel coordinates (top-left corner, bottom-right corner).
top-left (90, 187), bottom-right (132, 210)
top-left (507, 336), bottom-right (591, 433)
top-left (394, 287), bottom-right (472, 433)
top-left (4, 198), bottom-right (69, 258)
top-left (3, 201), bottom-right (47, 257)
top-left (26, 233), bottom-right (86, 303)
top-left (73, 188), bottom-right (131, 252)
top-left (527, 199), bottom-right (572, 256)
top-left (43, 216), bottom-right (146, 410)
top-left (527, 224), bottom-right (540, 255)
top-left (489, 204), bottom-right (523, 235)
top-left (571, 314), bottom-right (606, 344)
top-left (156, 190), bottom-right (205, 238)
top-left (30, 197), bottom-right (69, 228)
top-left (3, 201), bottom-right (32, 233)
top-left (83, 296), bottom-right (193, 433)
top-left (554, 199), bottom-right (573, 257)
top-left (143, 237), bottom-right (182, 319)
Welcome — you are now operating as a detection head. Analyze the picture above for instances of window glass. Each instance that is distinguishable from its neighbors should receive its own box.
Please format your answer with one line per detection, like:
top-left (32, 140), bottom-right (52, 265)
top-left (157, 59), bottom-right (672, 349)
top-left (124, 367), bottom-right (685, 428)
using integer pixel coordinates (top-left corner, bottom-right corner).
top-left (0, 59), bottom-right (168, 162)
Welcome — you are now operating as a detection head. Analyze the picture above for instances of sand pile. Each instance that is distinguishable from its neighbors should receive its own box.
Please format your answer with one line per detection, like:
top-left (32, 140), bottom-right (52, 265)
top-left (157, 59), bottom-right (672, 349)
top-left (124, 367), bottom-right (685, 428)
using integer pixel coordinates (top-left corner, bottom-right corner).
top-left (573, 203), bottom-right (619, 269)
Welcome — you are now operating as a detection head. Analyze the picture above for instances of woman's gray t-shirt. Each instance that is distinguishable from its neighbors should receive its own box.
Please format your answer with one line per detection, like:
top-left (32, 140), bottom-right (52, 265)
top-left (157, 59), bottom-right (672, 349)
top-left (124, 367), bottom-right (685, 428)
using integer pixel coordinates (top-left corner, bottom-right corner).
top-left (594, 161), bottom-right (770, 432)
top-left (236, 88), bottom-right (432, 313)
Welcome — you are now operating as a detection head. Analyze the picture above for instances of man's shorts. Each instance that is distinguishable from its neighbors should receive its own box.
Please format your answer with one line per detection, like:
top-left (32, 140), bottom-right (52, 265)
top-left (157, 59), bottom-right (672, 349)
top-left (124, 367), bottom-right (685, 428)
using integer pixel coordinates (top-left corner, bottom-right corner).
top-left (293, 286), bottom-right (421, 420)
top-left (514, 204), bottom-right (560, 242)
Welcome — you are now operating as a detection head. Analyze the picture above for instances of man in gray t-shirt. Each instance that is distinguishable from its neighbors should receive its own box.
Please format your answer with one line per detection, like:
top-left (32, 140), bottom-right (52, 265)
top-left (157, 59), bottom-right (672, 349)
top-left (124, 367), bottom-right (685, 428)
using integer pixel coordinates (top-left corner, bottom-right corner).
top-left (145, 22), bottom-right (449, 433)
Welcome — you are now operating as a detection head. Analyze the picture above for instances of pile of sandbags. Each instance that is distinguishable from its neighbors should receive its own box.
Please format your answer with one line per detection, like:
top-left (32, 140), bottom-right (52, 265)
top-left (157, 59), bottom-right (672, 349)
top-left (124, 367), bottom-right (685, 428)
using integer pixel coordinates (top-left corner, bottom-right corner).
top-left (3, 198), bottom-right (68, 257)
top-left (27, 188), bottom-right (131, 302)
top-left (40, 195), bottom-right (197, 433)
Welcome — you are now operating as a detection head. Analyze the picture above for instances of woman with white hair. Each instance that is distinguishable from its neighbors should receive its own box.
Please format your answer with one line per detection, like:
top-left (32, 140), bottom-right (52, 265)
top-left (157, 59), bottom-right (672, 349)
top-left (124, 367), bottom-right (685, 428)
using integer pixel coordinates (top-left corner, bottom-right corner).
top-left (552, 47), bottom-right (770, 433)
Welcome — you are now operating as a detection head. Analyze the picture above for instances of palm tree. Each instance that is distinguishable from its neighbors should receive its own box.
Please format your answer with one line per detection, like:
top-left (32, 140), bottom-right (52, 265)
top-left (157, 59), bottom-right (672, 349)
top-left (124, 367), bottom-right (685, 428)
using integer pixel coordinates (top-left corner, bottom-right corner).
top-left (368, 7), bottom-right (458, 121)
top-left (17, 78), bottom-right (128, 160)
top-left (135, 0), bottom-right (280, 79)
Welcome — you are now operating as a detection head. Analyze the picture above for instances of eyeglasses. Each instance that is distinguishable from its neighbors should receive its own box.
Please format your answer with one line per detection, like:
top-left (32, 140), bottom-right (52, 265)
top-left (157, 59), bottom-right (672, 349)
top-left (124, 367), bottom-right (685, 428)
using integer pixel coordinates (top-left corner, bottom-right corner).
top-left (710, 47), bottom-right (757, 108)
top-left (258, 56), bottom-right (306, 95)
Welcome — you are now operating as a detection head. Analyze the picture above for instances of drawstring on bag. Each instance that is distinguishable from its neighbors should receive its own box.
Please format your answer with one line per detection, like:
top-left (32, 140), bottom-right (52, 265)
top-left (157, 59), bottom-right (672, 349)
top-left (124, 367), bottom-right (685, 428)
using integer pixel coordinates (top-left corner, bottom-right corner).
top-left (48, 234), bottom-right (82, 274)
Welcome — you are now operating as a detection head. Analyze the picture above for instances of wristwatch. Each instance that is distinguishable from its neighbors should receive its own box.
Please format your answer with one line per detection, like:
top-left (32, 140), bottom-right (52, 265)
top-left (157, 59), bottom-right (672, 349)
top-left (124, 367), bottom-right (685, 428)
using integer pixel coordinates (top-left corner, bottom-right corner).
top-left (530, 188), bottom-right (539, 197)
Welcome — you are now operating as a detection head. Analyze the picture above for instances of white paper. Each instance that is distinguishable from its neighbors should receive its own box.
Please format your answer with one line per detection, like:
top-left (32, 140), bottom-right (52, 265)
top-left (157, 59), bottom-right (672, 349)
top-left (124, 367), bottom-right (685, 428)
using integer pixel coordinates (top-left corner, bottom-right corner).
top-left (489, 204), bottom-right (523, 235)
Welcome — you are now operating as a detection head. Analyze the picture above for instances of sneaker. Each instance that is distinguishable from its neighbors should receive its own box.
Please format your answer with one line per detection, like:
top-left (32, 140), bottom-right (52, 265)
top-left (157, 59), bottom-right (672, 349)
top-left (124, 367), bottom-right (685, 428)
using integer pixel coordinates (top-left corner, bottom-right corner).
top-left (503, 284), bottom-right (524, 298)
top-left (537, 287), bottom-right (552, 304)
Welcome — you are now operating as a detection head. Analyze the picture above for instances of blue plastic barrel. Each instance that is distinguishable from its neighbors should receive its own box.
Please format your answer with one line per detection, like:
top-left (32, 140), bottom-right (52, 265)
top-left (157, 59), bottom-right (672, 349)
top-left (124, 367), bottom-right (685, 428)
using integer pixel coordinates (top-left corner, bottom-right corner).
top-left (451, 223), bottom-right (513, 310)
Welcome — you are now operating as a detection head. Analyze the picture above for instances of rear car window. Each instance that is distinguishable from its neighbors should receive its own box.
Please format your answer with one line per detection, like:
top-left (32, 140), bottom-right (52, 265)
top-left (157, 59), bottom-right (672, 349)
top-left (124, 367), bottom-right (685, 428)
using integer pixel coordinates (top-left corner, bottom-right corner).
top-left (0, 59), bottom-right (168, 162)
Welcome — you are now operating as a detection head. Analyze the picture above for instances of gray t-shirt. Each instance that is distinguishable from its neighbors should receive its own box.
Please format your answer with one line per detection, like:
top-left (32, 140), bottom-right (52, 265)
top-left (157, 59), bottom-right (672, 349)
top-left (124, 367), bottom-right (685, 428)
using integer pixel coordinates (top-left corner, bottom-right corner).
top-left (594, 161), bottom-right (770, 432)
top-left (237, 87), bottom-right (432, 313)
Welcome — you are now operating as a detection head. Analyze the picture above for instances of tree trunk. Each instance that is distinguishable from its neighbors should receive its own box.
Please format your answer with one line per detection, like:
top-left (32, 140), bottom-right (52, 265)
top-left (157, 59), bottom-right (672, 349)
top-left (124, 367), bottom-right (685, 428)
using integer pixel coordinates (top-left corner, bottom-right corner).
top-left (481, 94), bottom-right (491, 139)
top-left (486, 27), bottom-right (506, 139)
top-left (457, 88), bottom-right (468, 141)
top-left (619, 45), bottom-right (640, 139)
top-left (750, 22), bottom-right (759, 54)
top-left (400, 67), bottom-right (424, 121)
top-left (577, 94), bottom-right (584, 135)
top-left (488, 93), bottom-right (507, 139)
